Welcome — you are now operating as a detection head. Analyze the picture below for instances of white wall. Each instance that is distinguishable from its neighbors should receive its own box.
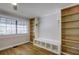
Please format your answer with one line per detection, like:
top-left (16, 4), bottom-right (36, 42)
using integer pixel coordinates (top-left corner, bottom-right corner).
top-left (39, 14), bottom-right (59, 41)
top-left (0, 3), bottom-right (13, 12)
top-left (0, 34), bottom-right (29, 50)
top-left (37, 9), bottom-right (61, 54)
top-left (39, 10), bottom-right (61, 43)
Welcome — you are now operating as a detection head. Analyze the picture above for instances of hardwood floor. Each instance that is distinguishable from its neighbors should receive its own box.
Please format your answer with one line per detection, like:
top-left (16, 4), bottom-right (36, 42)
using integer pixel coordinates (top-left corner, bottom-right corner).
top-left (0, 43), bottom-right (55, 55)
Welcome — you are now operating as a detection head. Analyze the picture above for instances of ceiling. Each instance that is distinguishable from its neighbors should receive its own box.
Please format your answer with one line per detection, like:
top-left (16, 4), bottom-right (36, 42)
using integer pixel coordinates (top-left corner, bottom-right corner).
top-left (0, 3), bottom-right (78, 18)
top-left (17, 3), bottom-right (78, 17)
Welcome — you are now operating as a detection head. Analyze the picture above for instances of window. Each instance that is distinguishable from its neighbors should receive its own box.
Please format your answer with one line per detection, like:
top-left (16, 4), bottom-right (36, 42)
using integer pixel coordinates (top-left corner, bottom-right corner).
top-left (0, 18), bottom-right (7, 35)
top-left (17, 20), bottom-right (28, 34)
top-left (6, 19), bottom-right (16, 34)
top-left (11, 20), bottom-right (16, 34)
top-left (0, 16), bottom-right (28, 35)
top-left (6, 19), bottom-right (12, 34)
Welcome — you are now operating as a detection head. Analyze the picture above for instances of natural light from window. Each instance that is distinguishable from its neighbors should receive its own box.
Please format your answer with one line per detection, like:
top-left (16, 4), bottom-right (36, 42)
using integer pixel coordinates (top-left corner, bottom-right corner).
top-left (0, 16), bottom-right (28, 35)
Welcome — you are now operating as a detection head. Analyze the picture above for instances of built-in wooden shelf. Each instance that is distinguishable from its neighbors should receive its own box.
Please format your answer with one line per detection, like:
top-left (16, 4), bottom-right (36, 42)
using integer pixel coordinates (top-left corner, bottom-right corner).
top-left (61, 51), bottom-right (79, 55)
top-left (61, 5), bottom-right (79, 55)
top-left (62, 27), bottom-right (79, 29)
top-left (62, 45), bottom-right (79, 50)
top-left (62, 12), bottom-right (79, 17)
top-left (29, 18), bottom-right (35, 43)
top-left (62, 19), bottom-right (79, 23)
top-left (62, 46), bottom-right (79, 55)
top-left (61, 5), bottom-right (79, 17)
top-left (62, 39), bottom-right (79, 44)
top-left (61, 52), bottom-right (71, 55)
top-left (62, 34), bottom-right (79, 36)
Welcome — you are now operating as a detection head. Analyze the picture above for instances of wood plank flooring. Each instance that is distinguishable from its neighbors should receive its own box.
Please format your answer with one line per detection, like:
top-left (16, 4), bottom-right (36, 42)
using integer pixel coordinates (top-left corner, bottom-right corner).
top-left (0, 43), bottom-right (55, 55)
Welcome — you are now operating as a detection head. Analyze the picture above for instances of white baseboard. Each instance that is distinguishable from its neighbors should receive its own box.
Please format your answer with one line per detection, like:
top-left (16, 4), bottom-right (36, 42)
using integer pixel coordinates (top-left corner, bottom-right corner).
top-left (0, 41), bottom-right (29, 51)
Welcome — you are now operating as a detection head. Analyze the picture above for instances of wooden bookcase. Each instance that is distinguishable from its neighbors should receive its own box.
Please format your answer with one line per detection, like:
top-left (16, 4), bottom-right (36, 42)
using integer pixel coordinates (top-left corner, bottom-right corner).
top-left (29, 17), bottom-right (38, 43)
top-left (29, 18), bottom-right (35, 43)
top-left (61, 5), bottom-right (79, 55)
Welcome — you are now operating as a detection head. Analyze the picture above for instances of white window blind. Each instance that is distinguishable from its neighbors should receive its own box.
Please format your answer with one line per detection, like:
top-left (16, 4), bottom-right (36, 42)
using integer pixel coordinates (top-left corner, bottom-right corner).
top-left (0, 16), bottom-right (28, 35)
